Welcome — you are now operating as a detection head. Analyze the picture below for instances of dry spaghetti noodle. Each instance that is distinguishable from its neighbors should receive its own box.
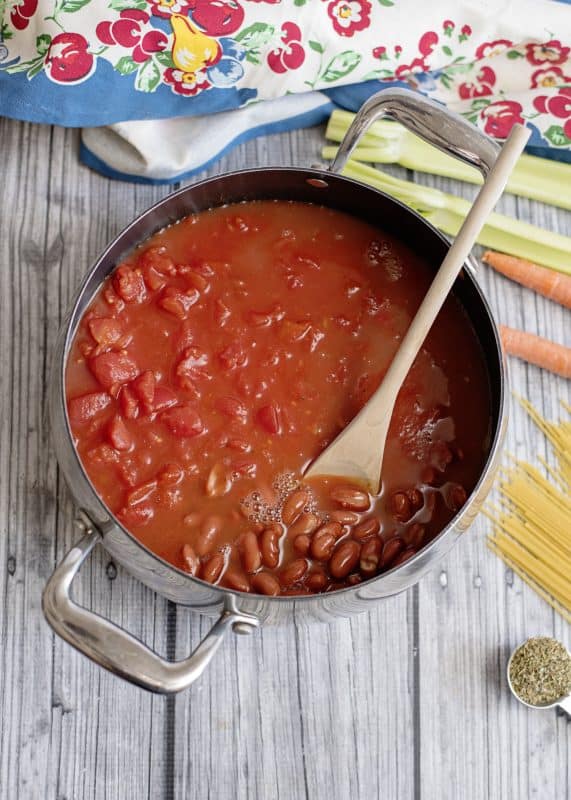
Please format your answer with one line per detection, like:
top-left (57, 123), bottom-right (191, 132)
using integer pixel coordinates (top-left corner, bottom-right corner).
top-left (486, 399), bottom-right (571, 623)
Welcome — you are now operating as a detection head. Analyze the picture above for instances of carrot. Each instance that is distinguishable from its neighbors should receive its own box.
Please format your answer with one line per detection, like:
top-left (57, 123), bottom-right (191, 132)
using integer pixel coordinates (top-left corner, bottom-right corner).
top-left (500, 325), bottom-right (571, 379)
top-left (483, 251), bottom-right (571, 309)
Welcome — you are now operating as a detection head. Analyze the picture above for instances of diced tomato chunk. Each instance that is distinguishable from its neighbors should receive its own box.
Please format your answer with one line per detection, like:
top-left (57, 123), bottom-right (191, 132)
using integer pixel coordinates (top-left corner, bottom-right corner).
top-left (86, 443), bottom-right (119, 465)
top-left (160, 404), bottom-right (204, 437)
top-left (216, 395), bottom-right (247, 421)
top-left (119, 385), bottom-right (139, 419)
top-left (176, 348), bottom-right (209, 390)
top-left (157, 462), bottom-right (184, 486)
top-left (152, 386), bottom-right (178, 412)
top-left (113, 265), bottom-right (147, 304)
top-left (218, 342), bottom-right (247, 370)
top-left (132, 370), bottom-right (156, 411)
top-left (138, 246), bottom-right (176, 276)
top-left (107, 415), bottom-right (133, 451)
top-left (158, 287), bottom-right (199, 318)
top-left (142, 264), bottom-right (167, 291)
top-left (116, 503), bottom-right (154, 528)
top-left (256, 403), bottom-right (281, 435)
top-left (89, 351), bottom-right (139, 390)
top-left (214, 299), bottom-right (231, 327)
top-left (68, 392), bottom-right (111, 424)
top-left (88, 317), bottom-right (123, 349)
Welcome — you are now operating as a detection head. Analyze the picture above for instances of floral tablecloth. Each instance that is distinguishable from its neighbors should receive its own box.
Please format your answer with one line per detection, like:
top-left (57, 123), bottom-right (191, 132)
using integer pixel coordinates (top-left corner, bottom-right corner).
top-left (1, 0), bottom-right (569, 181)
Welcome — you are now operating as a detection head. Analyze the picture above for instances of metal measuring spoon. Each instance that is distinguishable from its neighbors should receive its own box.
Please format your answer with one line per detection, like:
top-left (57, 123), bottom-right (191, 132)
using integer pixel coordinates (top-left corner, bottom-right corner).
top-left (507, 640), bottom-right (571, 715)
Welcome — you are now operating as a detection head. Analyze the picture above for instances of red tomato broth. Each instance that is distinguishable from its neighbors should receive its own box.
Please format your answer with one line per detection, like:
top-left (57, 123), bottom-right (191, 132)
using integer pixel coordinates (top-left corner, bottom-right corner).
top-left (65, 200), bottom-right (491, 594)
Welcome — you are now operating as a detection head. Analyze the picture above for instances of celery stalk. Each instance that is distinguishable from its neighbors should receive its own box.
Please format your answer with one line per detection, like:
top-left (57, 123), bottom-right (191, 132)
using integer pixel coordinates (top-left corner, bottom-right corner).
top-left (325, 111), bottom-right (571, 211)
top-left (335, 159), bottom-right (571, 276)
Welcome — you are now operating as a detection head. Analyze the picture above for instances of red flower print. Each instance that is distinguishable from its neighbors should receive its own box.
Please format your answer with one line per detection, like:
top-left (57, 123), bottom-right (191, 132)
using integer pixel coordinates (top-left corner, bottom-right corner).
top-left (458, 65), bottom-right (496, 99)
top-left (531, 66), bottom-right (571, 88)
top-left (96, 10), bottom-right (168, 63)
top-left (45, 33), bottom-right (95, 84)
top-left (372, 46), bottom-right (387, 59)
top-left (443, 19), bottom-right (455, 32)
top-left (474, 39), bottom-right (512, 59)
top-left (525, 40), bottom-right (570, 66)
top-left (395, 57), bottom-right (427, 80)
top-left (10, 0), bottom-right (37, 30)
top-left (418, 31), bottom-right (438, 57)
top-left (533, 87), bottom-right (571, 139)
top-left (461, 25), bottom-right (472, 36)
top-left (481, 100), bottom-right (524, 139)
top-left (327, 1), bottom-right (371, 38)
top-left (148, 0), bottom-right (192, 19)
top-left (163, 67), bottom-right (211, 95)
top-left (267, 22), bottom-right (305, 73)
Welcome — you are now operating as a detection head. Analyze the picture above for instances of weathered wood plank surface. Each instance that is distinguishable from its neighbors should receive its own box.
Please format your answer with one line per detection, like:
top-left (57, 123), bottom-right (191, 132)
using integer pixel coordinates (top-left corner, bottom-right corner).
top-left (0, 116), bottom-right (569, 800)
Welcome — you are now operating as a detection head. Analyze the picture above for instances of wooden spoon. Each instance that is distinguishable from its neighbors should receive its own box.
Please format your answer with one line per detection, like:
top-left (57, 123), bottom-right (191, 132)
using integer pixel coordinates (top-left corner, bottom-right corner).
top-left (305, 124), bottom-right (530, 494)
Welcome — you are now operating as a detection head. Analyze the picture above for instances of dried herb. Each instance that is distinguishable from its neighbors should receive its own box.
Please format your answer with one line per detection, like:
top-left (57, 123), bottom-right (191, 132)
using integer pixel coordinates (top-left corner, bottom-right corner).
top-left (509, 637), bottom-right (571, 706)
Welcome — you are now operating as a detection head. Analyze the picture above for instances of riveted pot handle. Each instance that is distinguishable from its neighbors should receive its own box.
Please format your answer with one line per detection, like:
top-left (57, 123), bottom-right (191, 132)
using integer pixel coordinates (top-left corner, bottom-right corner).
top-left (331, 87), bottom-right (500, 179)
top-left (42, 521), bottom-right (260, 694)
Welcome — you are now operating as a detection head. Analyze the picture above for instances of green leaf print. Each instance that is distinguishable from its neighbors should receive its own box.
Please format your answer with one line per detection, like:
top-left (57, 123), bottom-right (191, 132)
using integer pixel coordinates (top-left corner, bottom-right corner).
top-left (376, 0), bottom-right (395, 6)
top-left (36, 34), bottom-right (52, 56)
top-left (115, 55), bottom-right (139, 75)
top-left (109, 0), bottom-right (147, 10)
top-left (61, 0), bottom-right (92, 12)
top-left (155, 50), bottom-right (176, 69)
top-left (135, 59), bottom-right (161, 93)
top-left (320, 51), bottom-right (362, 83)
top-left (309, 41), bottom-right (324, 54)
top-left (544, 125), bottom-right (571, 147)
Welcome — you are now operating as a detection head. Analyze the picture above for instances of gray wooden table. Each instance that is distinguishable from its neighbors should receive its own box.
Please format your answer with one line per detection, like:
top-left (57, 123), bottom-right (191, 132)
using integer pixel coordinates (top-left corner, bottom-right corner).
top-left (0, 116), bottom-right (569, 800)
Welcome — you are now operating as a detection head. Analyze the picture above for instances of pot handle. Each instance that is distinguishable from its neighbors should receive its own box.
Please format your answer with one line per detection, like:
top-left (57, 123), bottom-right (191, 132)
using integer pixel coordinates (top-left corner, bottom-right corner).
top-left (330, 87), bottom-right (500, 178)
top-left (42, 517), bottom-right (260, 694)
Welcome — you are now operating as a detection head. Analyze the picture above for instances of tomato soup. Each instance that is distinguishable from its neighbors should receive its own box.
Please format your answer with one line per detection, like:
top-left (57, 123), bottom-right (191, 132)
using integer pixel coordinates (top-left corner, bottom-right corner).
top-left (65, 201), bottom-right (491, 595)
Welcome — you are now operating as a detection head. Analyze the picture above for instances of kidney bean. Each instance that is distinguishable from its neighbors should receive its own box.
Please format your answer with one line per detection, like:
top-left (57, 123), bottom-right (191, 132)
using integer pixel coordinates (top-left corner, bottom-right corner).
top-left (330, 485), bottom-right (370, 512)
top-left (206, 462), bottom-right (232, 498)
top-left (241, 531), bottom-right (262, 573)
top-left (381, 537), bottom-right (404, 568)
top-left (289, 512), bottom-right (319, 537)
top-left (310, 527), bottom-right (337, 561)
top-left (329, 540), bottom-right (360, 579)
top-left (195, 514), bottom-right (223, 556)
top-left (282, 489), bottom-right (309, 525)
top-left (352, 517), bottom-right (380, 542)
top-left (252, 572), bottom-right (280, 596)
top-left (222, 567), bottom-right (251, 593)
top-left (126, 480), bottom-right (157, 507)
top-left (407, 488), bottom-right (423, 511)
top-left (447, 483), bottom-right (467, 512)
top-left (329, 509), bottom-right (360, 526)
top-left (260, 525), bottom-right (281, 568)
top-left (392, 547), bottom-right (416, 567)
top-left (359, 537), bottom-right (382, 576)
top-left (306, 569), bottom-right (328, 593)
top-left (390, 491), bottom-right (411, 522)
top-left (282, 587), bottom-right (311, 596)
top-left (157, 462), bottom-right (184, 486)
top-left (181, 544), bottom-right (200, 576)
top-left (347, 574), bottom-right (362, 586)
top-left (403, 523), bottom-right (425, 550)
top-left (293, 534), bottom-right (311, 556)
top-left (183, 511), bottom-right (201, 528)
top-left (280, 558), bottom-right (308, 587)
top-left (201, 552), bottom-right (225, 584)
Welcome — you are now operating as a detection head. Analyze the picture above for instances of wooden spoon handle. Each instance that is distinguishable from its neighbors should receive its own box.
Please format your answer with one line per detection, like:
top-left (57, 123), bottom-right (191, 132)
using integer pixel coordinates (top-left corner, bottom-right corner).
top-left (369, 124), bottom-right (530, 413)
top-left (306, 124), bottom-right (530, 491)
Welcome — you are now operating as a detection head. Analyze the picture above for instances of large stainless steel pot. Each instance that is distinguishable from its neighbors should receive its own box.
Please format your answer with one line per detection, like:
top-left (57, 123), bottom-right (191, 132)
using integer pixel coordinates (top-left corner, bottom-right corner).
top-left (43, 89), bottom-right (507, 694)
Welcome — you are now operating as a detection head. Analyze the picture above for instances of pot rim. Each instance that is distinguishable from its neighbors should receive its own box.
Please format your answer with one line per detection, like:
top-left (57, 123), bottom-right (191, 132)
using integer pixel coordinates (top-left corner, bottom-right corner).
top-left (56, 165), bottom-right (507, 603)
